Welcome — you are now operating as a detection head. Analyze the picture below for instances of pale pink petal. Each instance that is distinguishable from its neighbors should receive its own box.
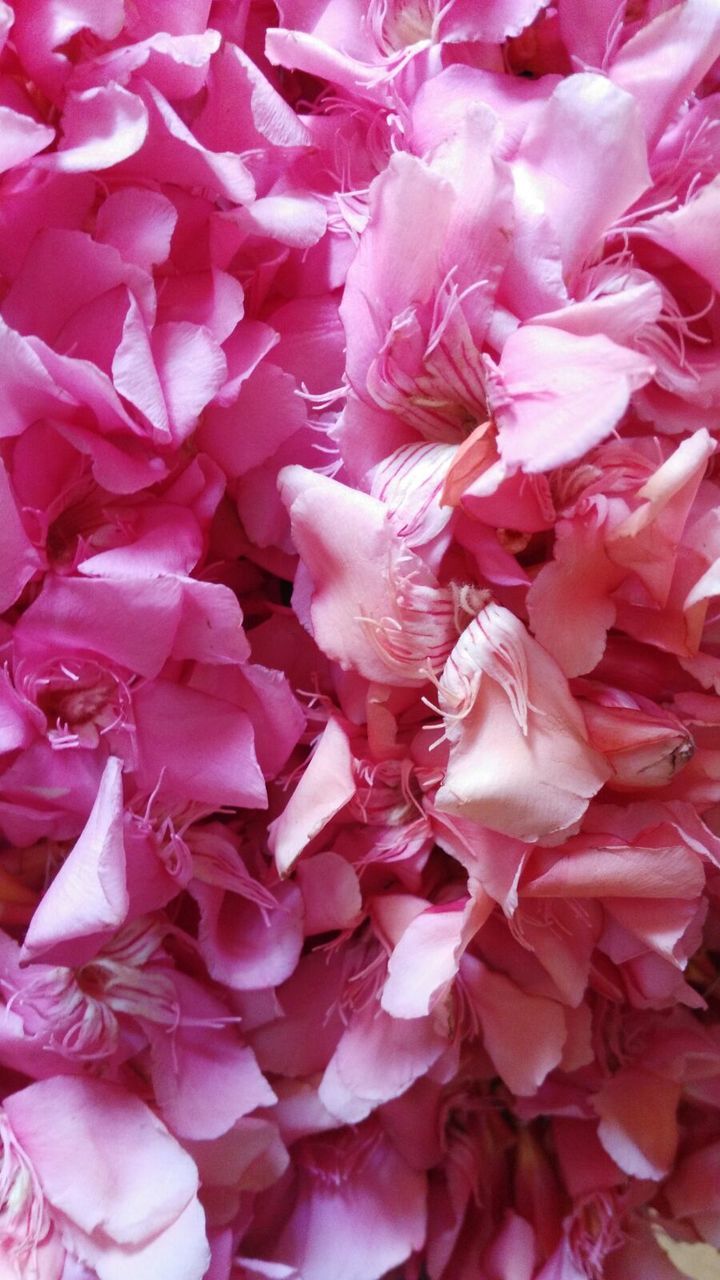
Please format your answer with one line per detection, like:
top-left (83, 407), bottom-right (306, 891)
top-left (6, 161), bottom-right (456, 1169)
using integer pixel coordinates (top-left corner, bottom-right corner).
top-left (489, 326), bottom-right (655, 473)
top-left (319, 1003), bottom-right (447, 1124)
top-left (110, 296), bottom-right (168, 432)
top-left (21, 756), bottom-right (127, 966)
top-left (527, 510), bottom-right (622, 677)
top-left (268, 717), bottom-right (356, 876)
top-left (607, 429), bottom-right (715, 606)
top-left (381, 890), bottom-right (493, 1019)
top-left (44, 83), bottom-right (148, 172)
top-left (513, 73), bottom-right (650, 279)
top-left (641, 177), bottom-right (720, 292)
top-left (0, 105), bottom-right (54, 172)
top-left (4, 1076), bottom-right (201, 1244)
top-left (279, 466), bottom-right (455, 685)
top-left (464, 957), bottom-right (567, 1096)
top-left (77, 1198), bottom-right (210, 1280)
top-left (230, 195), bottom-right (327, 249)
top-left (341, 152), bottom-right (454, 395)
top-left (610, 0), bottom-right (720, 148)
top-left (436, 603), bottom-right (610, 841)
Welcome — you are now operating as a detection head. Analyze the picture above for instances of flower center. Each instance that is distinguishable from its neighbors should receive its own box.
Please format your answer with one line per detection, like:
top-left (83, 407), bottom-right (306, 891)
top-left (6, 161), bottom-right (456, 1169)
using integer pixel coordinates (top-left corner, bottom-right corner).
top-left (20, 657), bottom-right (132, 750)
top-left (0, 1117), bottom-right (50, 1260)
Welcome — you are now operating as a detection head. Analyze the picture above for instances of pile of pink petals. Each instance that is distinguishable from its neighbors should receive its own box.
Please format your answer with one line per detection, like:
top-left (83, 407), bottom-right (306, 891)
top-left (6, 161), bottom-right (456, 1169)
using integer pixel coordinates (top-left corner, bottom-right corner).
top-left (3, 0), bottom-right (720, 1277)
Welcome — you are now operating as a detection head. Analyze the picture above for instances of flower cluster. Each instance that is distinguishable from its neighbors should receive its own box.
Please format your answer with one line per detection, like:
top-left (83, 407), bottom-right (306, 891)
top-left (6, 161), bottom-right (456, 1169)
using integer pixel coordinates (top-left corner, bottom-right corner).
top-left (0, 0), bottom-right (719, 1277)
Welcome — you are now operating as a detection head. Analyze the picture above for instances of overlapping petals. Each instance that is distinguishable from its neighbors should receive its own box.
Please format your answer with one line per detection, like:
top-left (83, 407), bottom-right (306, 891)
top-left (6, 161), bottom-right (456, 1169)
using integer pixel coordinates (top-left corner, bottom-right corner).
top-left (0, 1), bottom-right (719, 1279)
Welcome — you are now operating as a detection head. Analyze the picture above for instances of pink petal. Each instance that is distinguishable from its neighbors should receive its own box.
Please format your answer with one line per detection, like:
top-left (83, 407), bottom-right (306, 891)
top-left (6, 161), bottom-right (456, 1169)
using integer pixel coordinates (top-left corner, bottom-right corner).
top-left (514, 73), bottom-right (651, 279)
top-left (0, 317), bottom-right (76, 438)
top-left (0, 105), bottom-right (54, 172)
top-left (137, 82), bottom-right (255, 204)
top-left (524, 839), bottom-right (704, 900)
top-left (464, 958), bottom-right (567, 1096)
top-left (268, 717), bottom-right (356, 876)
top-left (199, 362), bottom-right (306, 476)
top-left (2, 228), bottom-right (153, 346)
top-left (21, 756), bottom-right (127, 966)
top-left (150, 974), bottom-right (275, 1140)
top-left (439, 0), bottom-right (546, 41)
top-left (319, 1004), bottom-right (447, 1124)
top-left (643, 174), bottom-right (720, 290)
top-left (14, 575), bottom-right (184, 678)
top-left (607, 429), bottom-right (715, 606)
top-left (594, 1068), bottom-right (681, 1180)
top-left (296, 852), bottom-right (362, 935)
top-left (151, 322), bottom-right (227, 444)
top-left (436, 603), bottom-right (610, 841)
top-left (610, 0), bottom-right (720, 148)
top-left (489, 326), bottom-right (655, 473)
top-left (4, 1076), bottom-right (201, 1244)
top-left (194, 879), bottom-right (304, 991)
top-left (96, 187), bottom-right (178, 270)
top-left (275, 1124), bottom-right (426, 1280)
top-left (132, 679), bottom-right (266, 810)
top-left (527, 511), bottom-right (622, 677)
top-left (0, 457), bottom-right (42, 610)
top-left (45, 83), bottom-right (148, 172)
top-left (79, 1198), bottom-right (210, 1280)
top-left (341, 152), bottom-right (454, 394)
top-left (279, 466), bottom-right (454, 685)
top-left (382, 890), bottom-right (493, 1019)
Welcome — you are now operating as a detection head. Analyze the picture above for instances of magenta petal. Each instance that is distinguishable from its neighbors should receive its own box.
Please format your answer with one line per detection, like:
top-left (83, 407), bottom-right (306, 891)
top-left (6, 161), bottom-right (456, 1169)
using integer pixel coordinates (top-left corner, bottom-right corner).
top-left (132, 680), bottom-right (267, 809)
